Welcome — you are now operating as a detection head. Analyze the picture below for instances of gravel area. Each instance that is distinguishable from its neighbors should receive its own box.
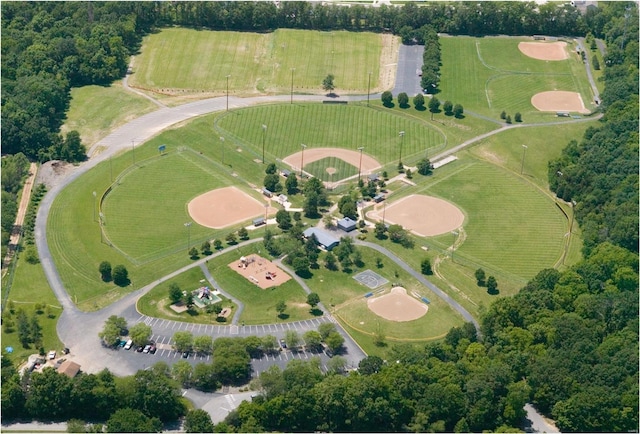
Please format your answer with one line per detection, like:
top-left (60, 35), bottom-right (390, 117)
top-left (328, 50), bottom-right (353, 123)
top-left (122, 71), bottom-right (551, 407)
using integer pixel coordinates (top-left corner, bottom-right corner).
top-left (35, 160), bottom-right (78, 189)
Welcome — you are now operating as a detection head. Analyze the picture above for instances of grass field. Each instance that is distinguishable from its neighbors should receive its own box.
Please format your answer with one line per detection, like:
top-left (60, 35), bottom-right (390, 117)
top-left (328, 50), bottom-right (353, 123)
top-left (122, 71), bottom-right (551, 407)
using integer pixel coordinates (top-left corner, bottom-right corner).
top-left (62, 84), bottom-right (157, 149)
top-left (304, 157), bottom-right (359, 182)
top-left (438, 36), bottom-right (596, 122)
top-left (129, 28), bottom-right (385, 96)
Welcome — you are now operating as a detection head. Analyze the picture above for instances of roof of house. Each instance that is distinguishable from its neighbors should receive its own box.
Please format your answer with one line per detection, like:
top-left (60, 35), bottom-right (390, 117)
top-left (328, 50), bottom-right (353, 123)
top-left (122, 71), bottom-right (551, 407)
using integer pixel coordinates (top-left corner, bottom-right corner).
top-left (303, 227), bottom-right (340, 248)
top-left (337, 217), bottom-right (357, 230)
top-left (57, 360), bottom-right (81, 378)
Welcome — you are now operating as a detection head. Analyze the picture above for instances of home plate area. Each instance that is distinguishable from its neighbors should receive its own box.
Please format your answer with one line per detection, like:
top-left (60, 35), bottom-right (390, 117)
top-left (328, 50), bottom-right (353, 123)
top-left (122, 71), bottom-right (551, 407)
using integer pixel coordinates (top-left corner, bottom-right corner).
top-left (353, 270), bottom-right (389, 290)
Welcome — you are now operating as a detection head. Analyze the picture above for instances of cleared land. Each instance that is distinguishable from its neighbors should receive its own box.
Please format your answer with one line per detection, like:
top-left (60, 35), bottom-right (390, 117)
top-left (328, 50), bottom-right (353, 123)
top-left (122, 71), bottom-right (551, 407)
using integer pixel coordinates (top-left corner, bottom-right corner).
top-left (367, 287), bottom-right (428, 322)
top-left (518, 41), bottom-right (569, 61)
top-left (531, 91), bottom-right (588, 113)
top-left (188, 187), bottom-right (275, 229)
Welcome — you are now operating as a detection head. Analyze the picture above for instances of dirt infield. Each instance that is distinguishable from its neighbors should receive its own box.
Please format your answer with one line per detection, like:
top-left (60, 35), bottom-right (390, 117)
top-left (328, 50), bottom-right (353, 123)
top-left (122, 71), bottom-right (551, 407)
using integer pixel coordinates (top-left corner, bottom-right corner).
top-left (518, 41), bottom-right (568, 61)
top-left (228, 254), bottom-right (291, 289)
top-left (283, 148), bottom-right (381, 177)
top-left (531, 91), bottom-right (589, 114)
top-left (188, 186), bottom-right (276, 229)
top-left (367, 194), bottom-right (464, 237)
top-left (367, 287), bottom-right (427, 322)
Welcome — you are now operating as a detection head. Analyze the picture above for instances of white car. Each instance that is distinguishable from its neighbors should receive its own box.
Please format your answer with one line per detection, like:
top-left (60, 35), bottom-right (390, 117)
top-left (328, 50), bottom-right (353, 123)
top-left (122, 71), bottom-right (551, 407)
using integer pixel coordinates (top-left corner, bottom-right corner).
top-left (48, 350), bottom-right (56, 360)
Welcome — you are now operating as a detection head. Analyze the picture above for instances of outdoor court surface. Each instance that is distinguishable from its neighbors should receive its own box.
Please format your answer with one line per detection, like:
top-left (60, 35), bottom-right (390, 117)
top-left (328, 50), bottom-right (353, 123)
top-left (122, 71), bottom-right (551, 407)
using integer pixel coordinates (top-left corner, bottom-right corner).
top-left (368, 194), bottom-right (464, 237)
top-left (188, 186), bottom-right (276, 229)
top-left (367, 287), bottom-right (428, 322)
top-left (228, 254), bottom-right (291, 289)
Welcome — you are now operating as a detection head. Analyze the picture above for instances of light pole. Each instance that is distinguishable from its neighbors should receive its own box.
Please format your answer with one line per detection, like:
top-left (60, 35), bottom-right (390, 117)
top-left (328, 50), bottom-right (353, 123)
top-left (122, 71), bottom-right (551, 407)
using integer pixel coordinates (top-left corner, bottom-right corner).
top-left (184, 222), bottom-right (192, 250)
top-left (132, 139), bottom-right (135, 165)
top-left (264, 202), bottom-right (269, 230)
top-left (357, 146), bottom-right (365, 181)
top-left (367, 71), bottom-right (372, 107)
top-left (300, 144), bottom-right (306, 177)
top-left (382, 201), bottom-right (386, 225)
top-left (92, 191), bottom-right (97, 222)
top-left (220, 136), bottom-right (225, 165)
top-left (520, 144), bottom-right (528, 175)
top-left (261, 124), bottom-right (267, 164)
top-left (451, 230), bottom-right (458, 262)
top-left (226, 75), bottom-right (230, 111)
top-left (398, 131), bottom-right (405, 169)
top-left (290, 68), bottom-right (295, 104)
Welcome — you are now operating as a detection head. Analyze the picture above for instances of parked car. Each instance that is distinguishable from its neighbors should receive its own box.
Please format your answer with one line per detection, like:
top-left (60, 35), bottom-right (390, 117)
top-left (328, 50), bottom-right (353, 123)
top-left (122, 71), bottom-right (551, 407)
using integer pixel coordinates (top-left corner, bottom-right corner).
top-left (143, 344), bottom-right (151, 354)
top-left (136, 345), bottom-right (144, 352)
top-left (182, 351), bottom-right (189, 358)
top-left (48, 350), bottom-right (56, 360)
top-left (279, 339), bottom-right (287, 349)
top-left (124, 339), bottom-right (133, 350)
top-left (149, 344), bottom-right (157, 354)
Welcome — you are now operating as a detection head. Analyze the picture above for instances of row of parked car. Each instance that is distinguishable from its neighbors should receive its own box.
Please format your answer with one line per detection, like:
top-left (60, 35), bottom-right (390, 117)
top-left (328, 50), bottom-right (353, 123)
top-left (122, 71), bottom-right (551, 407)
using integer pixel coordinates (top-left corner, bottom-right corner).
top-left (120, 339), bottom-right (156, 354)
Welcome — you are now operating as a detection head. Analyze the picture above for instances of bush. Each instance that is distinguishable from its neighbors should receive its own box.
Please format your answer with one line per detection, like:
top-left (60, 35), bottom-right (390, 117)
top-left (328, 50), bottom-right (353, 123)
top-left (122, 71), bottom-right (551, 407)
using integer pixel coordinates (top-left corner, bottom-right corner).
top-left (112, 265), bottom-right (129, 286)
top-left (99, 261), bottom-right (112, 282)
top-left (24, 246), bottom-right (39, 264)
top-left (381, 91), bottom-right (393, 107)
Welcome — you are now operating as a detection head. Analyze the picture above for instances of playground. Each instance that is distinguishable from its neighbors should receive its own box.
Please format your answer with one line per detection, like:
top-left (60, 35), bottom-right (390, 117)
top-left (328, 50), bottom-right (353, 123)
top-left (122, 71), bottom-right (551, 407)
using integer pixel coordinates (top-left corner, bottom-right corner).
top-left (228, 254), bottom-right (291, 289)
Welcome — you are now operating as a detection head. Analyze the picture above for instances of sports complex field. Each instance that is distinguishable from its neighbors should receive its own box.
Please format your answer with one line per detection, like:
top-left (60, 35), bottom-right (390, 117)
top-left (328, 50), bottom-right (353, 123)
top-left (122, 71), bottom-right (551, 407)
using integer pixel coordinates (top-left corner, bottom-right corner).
top-left (49, 29), bottom-right (595, 349)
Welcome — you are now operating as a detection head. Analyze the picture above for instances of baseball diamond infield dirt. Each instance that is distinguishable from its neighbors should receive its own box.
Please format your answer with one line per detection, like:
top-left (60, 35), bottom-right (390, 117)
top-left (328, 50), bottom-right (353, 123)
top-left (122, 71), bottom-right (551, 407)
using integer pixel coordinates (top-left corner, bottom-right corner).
top-left (188, 186), bottom-right (276, 229)
top-left (228, 254), bottom-right (291, 289)
top-left (367, 194), bottom-right (465, 237)
top-left (367, 287), bottom-right (428, 322)
top-left (531, 91), bottom-right (589, 114)
top-left (283, 148), bottom-right (381, 178)
top-left (518, 41), bottom-right (568, 61)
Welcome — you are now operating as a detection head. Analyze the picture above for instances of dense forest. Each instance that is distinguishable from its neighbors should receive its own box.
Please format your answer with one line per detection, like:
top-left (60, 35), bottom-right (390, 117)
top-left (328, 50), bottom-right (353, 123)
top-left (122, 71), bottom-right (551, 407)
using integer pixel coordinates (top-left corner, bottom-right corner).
top-left (1, 2), bottom-right (638, 433)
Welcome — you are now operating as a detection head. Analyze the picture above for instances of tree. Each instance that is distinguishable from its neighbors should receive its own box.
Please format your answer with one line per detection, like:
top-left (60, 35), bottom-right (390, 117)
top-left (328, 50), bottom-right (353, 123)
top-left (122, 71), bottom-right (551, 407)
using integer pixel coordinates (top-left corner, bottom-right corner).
top-left (381, 91), bottom-right (393, 107)
top-left (443, 100), bottom-right (454, 115)
top-left (194, 335), bottom-right (214, 355)
top-left (428, 96), bottom-right (440, 114)
top-left (322, 74), bottom-right (335, 94)
top-left (292, 256), bottom-right (310, 275)
top-left (112, 265), bottom-right (129, 286)
top-left (486, 275), bottom-right (498, 294)
top-left (99, 315), bottom-right (128, 346)
top-left (25, 367), bottom-right (72, 419)
top-left (306, 293), bottom-right (320, 310)
top-left (265, 162), bottom-right (277, 175)
top-left (397, 92), bottom-right (409, 108)
top-left (374, 221), bottom-right (387, 239)
top-left (324, 252), bottom-right (337, 270)
top-left (358, 355), bottom-right (384, 375)
top-left (201, 240), bottom-right (212, 255)
top-left (318, 323), bottom-right (337, 340)
top-left (420, 258), bottom-right (432, 275)
top-left (285, 330), bottom-right (300, 349)
top-left (326, 355), bottom-right (347, 374)
top-left (475, 268), bottom-right (486, 286)
top-left (263, 173), bottom-right (281, 192)
top-left (285, 174), bottom-right (298, 194)
top-left (592, 55), bottom-right (600, 70)
top-left (417, 158), bottom-right (433, 176)
top-left (185, 409), bottom-right (214, 433)
top-left (500, 110), bottom-right (507, 120)
top-left (324, 331), bottom-right (345, 353)
top-left (17, 310), bottom-right (30, 348)
top-left (189, 247), bottom-right (199, 260)
top-left (213, 239), bottom-right (223, 250)
top-left (173, 331), bottom-right (194, 353)
top-left (225, 232), bottom-right (237, 245)
top-left (453, 104), bottom-right (464, 118)
top-left (275, 300), bottom-right (287, 318)
top-left (303, 191), bottom-right (319, 218)
top-left (514, 112), bottom-right (522, 122)
top-left (129, 323), bottom-right (152, 347)
top-left (106, 408), bottom-right (162, 433)
top-left (98, 261), bottom-right (112, 282)
top-left (505, 114), bottom-right (512, 124)
top-left (171, 361), bottom-right (193, 388)
top-left (303, 330), bottom-right (323, 351)
top-left (413, 93), bottom-right (425, 110)
top-left (276, 209), bottom-right (292, 230)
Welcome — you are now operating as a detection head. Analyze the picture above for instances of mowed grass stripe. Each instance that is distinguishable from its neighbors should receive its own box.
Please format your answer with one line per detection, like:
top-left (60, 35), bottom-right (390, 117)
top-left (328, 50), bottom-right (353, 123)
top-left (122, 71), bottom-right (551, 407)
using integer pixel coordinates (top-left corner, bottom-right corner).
top-left (304, 157), bottom-right (359, 182)
top-left (427, 162), bottom-right (565, 279)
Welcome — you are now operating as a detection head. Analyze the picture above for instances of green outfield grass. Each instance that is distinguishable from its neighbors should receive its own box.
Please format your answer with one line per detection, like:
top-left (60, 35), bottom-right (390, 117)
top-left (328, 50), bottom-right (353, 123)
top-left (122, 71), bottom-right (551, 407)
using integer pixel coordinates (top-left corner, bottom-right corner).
top-left (62, 84), bottom-right (157, 148)
top-left (129, 28), bottom-right (384, 96)
top-left (438, 35), bottom-right (596, 121)
top-left (304, 157), bottom-right (359, 182)
top-left (137, 267), bottom-right (238, 325)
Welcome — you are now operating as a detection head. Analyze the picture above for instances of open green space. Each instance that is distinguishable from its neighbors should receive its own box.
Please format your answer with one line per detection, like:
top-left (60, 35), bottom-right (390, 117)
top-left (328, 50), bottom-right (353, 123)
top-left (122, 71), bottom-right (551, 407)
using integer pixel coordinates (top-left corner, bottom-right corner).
top-left (62, 84), bottom-right (157, 149)
top-left (129, 28), bottom-right (385, 96)
top-left (137, 267), bottom-right (237, 325)
top-left (205, 244), bottom-right (312, 325)
top-left (304, 157), bottom-right (359, 183)
top-left (438, 35), bottom-right (596, 122)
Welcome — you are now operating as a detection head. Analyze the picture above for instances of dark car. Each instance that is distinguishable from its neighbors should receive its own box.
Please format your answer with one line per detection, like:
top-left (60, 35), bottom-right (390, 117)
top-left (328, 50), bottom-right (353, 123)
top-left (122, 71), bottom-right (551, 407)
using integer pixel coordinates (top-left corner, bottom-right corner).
top-left (149, 344), bottom-right (157, 354)
top-left (279, 339), bottom-right (287, 349)
top-left (182, 351), bottom-right (189, 358)
top-left (136, 345), bottom-right (144, 352)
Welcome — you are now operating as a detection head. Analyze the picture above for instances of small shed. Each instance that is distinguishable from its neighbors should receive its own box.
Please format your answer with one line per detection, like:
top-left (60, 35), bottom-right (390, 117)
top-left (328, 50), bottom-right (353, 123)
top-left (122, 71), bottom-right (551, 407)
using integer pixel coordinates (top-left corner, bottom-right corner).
top-left (57, 360), bottom-right (81, 378)
top-left (373, 194), bottom-right (385, 203)
top-left (253, 217), bottom-right (265, 227)
top-left (262, 188), bottom-right (273, 197)
top-left (281, 169), bottom-right (291, 177)
top-left (368, 173), bottom-right (380, 183)
top-left (337, 217), bottom-right (357, 232)
top-left (277, 194), bottom-right (288, 205)
top-left (303, 228), bottom-right (340, 251)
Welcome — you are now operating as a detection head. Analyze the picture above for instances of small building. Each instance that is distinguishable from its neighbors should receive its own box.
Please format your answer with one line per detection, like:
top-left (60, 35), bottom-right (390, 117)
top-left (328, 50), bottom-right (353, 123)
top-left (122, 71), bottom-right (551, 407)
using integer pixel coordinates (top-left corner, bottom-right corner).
top-left (253, 217), bottom-right (265, 227)
top-left (373, 193), bottom-right (385, 203)
top-left (262, 188), bottom-right (273, 197)
top-left (533, 35), bottom-right (546, 40)
top-left (368, 173), bottom-right (380, 183)
top-left (57, 360), bottom-right (81, 378)
top-left (337, 217), bottom-right (357, 232)
top-left (303, 228), bottom-right (340, 251)
top-left (277, 194), bottom-right (288, 205)
top-left (556, 112), bottom-right (570, 117)
top-left (281, 169), bottom-right (291, 177)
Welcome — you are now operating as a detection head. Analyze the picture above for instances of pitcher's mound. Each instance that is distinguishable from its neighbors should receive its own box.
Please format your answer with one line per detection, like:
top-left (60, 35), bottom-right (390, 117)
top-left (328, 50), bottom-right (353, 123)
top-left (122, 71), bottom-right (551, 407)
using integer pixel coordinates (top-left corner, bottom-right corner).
top-left (367, 287), bottom-right (428, 322)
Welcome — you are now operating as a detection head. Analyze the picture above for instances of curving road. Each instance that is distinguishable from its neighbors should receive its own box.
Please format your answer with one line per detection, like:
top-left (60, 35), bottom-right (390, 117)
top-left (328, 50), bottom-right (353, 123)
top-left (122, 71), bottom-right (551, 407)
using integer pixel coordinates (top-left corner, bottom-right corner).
top-left (34, 41), bottom-right (599, 376)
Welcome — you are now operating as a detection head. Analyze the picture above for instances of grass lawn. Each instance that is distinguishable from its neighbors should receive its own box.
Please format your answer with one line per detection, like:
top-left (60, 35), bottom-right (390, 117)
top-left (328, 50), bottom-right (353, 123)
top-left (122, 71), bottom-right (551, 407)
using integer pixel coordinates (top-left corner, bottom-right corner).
top-left (137, 267), bottom-right (238, 325)
top-left (61, 83), bottom-right (158, 149)
top-left (2, 256), bottom-right (64, 365)
top-left (205, 244), bottom-right (312, 325)
top-left (130, 28), bottom-right (386, 96)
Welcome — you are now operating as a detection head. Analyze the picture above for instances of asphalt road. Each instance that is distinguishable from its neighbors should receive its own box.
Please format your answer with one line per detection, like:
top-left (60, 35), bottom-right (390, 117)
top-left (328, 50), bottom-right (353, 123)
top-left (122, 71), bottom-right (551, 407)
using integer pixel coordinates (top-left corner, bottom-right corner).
top-left (33, 41), bottom-right (599, 381)
top-left (393, 44), bottom-right (425, 95)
